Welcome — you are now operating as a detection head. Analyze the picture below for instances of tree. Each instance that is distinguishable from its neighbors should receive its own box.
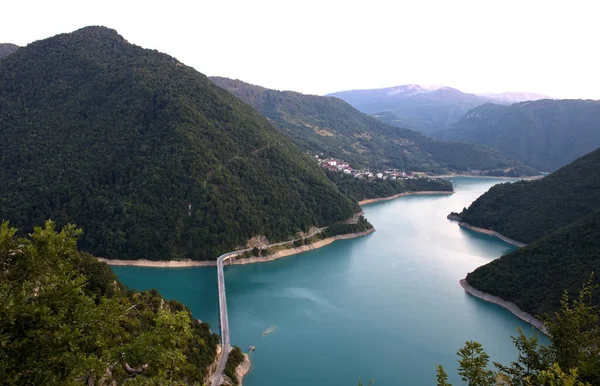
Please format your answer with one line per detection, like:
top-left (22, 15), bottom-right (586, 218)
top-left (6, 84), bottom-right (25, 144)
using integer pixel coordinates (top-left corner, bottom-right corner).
top-left (456, 341), bottom-right (496, 386)
top-left (437, 277), bottom-right (599, 386)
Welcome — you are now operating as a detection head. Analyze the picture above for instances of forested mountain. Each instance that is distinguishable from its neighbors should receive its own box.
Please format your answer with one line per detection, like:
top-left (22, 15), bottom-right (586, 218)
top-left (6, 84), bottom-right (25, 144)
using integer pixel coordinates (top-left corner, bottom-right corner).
top-left (0, 26), bottom-right (359, 261)
top-left (458, 147), bottom-right (600, 244)
top-left (211, 77), bottom-right (534, 175)
top-left (0, 220), bottom-right (220, 385)
top-left (437, 99), bottom-right (600, 171)
top-left (0, 43), bottom-right (19, 59)
top-left (466, 210), bottom-right (600, 317)
top-left (326, 84), bottom-right (492, 134)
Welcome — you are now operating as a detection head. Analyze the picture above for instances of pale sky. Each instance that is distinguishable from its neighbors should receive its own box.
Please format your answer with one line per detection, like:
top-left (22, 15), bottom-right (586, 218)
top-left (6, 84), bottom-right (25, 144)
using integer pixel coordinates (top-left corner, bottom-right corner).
top-left (2, 0), bottom-right (600, 99)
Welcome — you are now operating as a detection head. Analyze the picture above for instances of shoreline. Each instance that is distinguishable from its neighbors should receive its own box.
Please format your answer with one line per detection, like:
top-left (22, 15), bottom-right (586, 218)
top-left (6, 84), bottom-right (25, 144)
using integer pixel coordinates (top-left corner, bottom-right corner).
top-left (458, 222), bottom-right (527, 248)
top-left (97, 228), bottom-right (376, 268)
top-left (235, 353), bottom-right (251, 386)
top-left (358, 190), bottom-right (453, 206)
top-left (433, 174), bottom-right (543, 181)
top-left (460, 279), bottom-right (548, 335)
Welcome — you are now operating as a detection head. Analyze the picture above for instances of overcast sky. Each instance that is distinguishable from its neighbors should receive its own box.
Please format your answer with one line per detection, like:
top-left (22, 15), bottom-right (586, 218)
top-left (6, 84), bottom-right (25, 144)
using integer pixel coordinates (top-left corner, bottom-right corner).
top-left (3, 0), bottom-right (599, 99)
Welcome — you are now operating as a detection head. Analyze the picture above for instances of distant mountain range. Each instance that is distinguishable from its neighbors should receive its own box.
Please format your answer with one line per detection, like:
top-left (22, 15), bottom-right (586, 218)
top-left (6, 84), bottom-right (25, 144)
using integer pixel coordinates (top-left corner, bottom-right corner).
top-left (438, 99), bottom-right (600, 171)
top-left (327, 84), bottom-right (552, 134)
top-left (456, 146), bottom-right (600, 317)
top-left (211, 77), bottom-right (534, 176)
top-left (0, 43), bottom-right (19, 59)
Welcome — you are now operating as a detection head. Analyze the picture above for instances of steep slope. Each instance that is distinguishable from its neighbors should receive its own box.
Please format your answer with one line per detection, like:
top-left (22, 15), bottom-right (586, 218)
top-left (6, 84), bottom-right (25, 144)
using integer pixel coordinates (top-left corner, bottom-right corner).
top-left (466, 210), bottom-right (600, 317)
top-left (458, 147), bottom-right (600, 244)
top-left (438, 100), bottom-right (600, 171)
top-left (211, 77), bottom-right (534, 175)
top-left (0, 43), bottom-right (19, 59)
top-left (0, 26), bottom-right (358, 261)
top-left (327, 84), bottom-right (493, 134)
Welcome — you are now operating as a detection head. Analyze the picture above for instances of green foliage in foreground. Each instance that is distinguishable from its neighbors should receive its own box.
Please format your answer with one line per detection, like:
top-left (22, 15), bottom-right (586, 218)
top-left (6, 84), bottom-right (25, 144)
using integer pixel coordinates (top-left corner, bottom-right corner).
top-left (322, 216), bottom-right (373, 238)
top-left (211, 77), bottom-right (534, 175)
top-left (326, 171), bottom-right (453, 202)
top-left (460, 147), bottom-right (600, 244)
top-left (467, 211), bottom-right (600, 317)
top-left (0, 221), bottom-right (219, 385)
top-left (0, 26), bottom-right (358, 261)
top-left (438, 279), bottom-right (600, 385)
top-left (224, 346), bottom-right (245, 385)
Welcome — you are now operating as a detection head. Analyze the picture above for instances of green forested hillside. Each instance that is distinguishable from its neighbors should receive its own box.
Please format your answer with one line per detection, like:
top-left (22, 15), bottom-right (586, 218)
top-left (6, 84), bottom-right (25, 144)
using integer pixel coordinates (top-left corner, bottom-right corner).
top-left (0, 26), bottom-right (358, 261)
top-left (0, 43), bottom-right (19, 59)
top-left (211, 77), bottom-right (534, 175)
top-left (326, 171), bottom-right (452, 202)
top-left (459, 147), bottom-right (600, 243)
top-left (0, 221), bottom-right (219, 385)
top-left (466, 211), bottom-right (600, 317)
top-left (437, 100), bottom-right (600, 171)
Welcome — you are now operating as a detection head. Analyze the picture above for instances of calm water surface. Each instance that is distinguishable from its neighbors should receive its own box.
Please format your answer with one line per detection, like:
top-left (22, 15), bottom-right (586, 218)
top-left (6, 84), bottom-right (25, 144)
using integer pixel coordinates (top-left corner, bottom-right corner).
top-left (114, 178), bottom-right (548, 385)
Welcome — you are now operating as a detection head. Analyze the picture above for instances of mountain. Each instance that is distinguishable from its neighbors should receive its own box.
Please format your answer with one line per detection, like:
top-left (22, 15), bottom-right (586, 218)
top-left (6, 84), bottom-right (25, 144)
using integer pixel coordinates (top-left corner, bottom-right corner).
top-left (437, 99), bottom-right (600, 171)
top-left (210, 77), bottom-right (534, 176)
top-left (457, 147), bottom-right (600, 244)
top-left (476, 91), bottom-right (552, 104)
top-left (466, 210), bottom-right (600, 317)
top-left (0, 26), bottom-right (359, 261)
top-left (327, 84), bottom-right (494, 134)
top-left (0, 43), bottom-right (19, 59)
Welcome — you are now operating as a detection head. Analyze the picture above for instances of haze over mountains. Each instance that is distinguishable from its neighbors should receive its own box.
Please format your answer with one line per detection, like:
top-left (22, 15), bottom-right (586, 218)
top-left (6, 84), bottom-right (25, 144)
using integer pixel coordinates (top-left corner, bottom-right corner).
top-left (0, 43), bottom-right (19, 59)
top-left (211, 77), bottom-right (534, 176)
top-left (327, 84), bottom-right (552, 134)
top-left (438, 99), bottom-right (600, 171)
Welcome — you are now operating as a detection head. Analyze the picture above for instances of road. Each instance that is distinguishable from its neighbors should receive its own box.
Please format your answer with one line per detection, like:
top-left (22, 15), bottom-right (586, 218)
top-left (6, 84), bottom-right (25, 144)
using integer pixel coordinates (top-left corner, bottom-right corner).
top-left (209, 227), bottom-right (325, 386)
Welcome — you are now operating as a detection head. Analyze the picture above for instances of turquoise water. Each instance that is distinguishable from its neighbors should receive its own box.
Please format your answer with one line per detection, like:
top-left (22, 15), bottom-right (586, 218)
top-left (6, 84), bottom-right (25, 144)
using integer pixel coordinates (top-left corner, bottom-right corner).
top-left (114, 177), bottom-right (548, 385)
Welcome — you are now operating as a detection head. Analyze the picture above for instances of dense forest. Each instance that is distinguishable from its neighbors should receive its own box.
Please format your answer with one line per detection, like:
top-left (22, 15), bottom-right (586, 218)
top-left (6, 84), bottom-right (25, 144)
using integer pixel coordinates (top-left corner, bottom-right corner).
top-left (438, 99), bottom-right (600, 171)
top-left (0, 26), bottom-right (361, 261)
top-left (467, 210), bottom-right (600, 317)
top-left (459, 147), bottom-right (600, 244)
top-left (0, 220), bottom-right (220, 385)
top-left (210, 77), bottom-right (535, 175)
top-left (326, 171), bottom-right (452, 202)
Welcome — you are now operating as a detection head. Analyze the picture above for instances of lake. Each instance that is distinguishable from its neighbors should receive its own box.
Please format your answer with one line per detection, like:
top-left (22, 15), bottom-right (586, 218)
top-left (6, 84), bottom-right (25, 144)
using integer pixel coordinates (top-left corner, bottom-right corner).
top-left (113, 177), bottom-right (548, 385)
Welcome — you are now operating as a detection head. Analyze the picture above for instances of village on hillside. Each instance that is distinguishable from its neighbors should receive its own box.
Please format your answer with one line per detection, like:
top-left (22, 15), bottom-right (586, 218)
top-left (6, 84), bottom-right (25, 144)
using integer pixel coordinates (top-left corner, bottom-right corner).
top-left (315, 155), bottom-right (416, 181)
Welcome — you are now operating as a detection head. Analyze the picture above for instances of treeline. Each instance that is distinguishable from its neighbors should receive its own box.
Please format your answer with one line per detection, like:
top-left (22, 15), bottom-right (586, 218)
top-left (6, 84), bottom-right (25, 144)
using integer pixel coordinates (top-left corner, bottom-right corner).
top-left (326, 171), bottom-right (452, 202)
top-left (460, 147), bottom-right (600, 244)
top-left (0, 26), bottom-right (358, 261)
top-left (0, 220), bottom-right (220, 385)
top-left (467, 211), bottom-right (600, 317)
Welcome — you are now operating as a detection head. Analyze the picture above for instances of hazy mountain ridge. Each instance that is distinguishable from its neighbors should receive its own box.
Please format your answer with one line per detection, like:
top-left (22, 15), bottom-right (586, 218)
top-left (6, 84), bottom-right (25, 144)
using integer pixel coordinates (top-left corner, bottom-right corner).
top-left (0, 43), bottom-right (19, 59)
top-left (211, 77), bottom-right (534, 175)
top-left (438, 99), bottom-right (600, 171)
top-left (0, 26), bottom-right (358, 261)
top-left (475, 91), bottom-right (553, 104)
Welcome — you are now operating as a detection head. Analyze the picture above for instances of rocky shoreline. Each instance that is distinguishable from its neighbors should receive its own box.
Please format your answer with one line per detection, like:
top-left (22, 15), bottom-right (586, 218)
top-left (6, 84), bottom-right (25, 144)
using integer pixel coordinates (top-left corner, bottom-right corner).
top-left (460, 279), bottom-right (547, 335)
top-left (358, 190), bottom-right (453, 206)
top-left (457, 222), bottom-right (527, 247)
top-left (97, 228), bottom-right (376, 268)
